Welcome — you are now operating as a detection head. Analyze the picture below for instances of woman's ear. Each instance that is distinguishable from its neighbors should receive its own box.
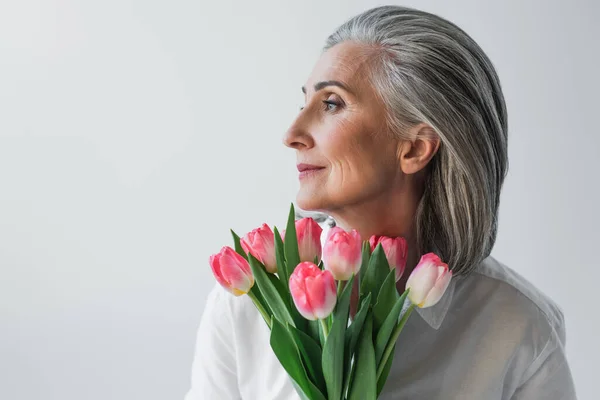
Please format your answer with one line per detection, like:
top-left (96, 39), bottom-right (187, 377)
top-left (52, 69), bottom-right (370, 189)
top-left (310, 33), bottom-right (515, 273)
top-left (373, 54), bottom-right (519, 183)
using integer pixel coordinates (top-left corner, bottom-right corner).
top-left (397, 123), bottom-right (441, 175)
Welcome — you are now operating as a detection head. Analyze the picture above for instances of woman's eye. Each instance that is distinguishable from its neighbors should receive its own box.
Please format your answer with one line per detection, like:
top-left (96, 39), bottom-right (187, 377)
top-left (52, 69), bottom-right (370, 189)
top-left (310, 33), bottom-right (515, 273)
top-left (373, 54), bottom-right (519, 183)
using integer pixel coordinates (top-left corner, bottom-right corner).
top-left (323, 100), bottom-right (340, 112)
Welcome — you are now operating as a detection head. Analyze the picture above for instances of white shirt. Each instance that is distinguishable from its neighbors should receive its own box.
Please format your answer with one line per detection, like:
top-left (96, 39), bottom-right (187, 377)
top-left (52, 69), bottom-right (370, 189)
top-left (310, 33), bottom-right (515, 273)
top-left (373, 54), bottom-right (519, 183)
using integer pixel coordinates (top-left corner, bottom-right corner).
top-left (184, 255), bottom-right (577, 400)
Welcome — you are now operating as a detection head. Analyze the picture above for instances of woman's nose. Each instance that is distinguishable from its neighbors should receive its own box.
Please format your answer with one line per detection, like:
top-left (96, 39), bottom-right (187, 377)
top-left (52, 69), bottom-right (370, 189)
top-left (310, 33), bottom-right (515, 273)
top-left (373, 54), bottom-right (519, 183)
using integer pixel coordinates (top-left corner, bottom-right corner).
top-left (282, 120), bottom-right (314, 150)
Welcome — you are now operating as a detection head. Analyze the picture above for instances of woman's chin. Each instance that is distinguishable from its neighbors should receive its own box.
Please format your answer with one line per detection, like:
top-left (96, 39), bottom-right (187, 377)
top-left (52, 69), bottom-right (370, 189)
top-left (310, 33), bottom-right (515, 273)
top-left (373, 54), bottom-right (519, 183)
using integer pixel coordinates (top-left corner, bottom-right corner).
top-left (296, 190), bottom-right (327, 212)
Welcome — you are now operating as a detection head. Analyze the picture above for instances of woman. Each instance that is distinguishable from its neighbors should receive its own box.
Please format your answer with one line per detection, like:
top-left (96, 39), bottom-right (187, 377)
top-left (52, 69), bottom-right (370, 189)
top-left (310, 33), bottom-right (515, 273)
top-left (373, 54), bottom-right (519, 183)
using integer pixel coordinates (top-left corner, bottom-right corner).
top-left (185, 5), bottom-right (576, 399)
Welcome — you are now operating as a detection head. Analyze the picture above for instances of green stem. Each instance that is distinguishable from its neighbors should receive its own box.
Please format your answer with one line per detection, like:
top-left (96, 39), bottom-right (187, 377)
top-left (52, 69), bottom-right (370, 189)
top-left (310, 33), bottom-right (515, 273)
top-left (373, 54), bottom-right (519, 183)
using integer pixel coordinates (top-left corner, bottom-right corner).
top-left (319, 318), bottom-right (330, 339)
top-left (248, 291), bottom-right (272, 329)
top-left (337, 279), bottom-right (346, 298)
top-left (376, 304), bottom-right (415, 380)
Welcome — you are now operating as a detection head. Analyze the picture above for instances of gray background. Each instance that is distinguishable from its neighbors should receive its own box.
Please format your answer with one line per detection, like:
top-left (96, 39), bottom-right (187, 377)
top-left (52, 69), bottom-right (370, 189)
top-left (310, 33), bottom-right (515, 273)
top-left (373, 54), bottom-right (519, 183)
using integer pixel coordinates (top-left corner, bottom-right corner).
top-left (1, 0), bottom-right (598, 399)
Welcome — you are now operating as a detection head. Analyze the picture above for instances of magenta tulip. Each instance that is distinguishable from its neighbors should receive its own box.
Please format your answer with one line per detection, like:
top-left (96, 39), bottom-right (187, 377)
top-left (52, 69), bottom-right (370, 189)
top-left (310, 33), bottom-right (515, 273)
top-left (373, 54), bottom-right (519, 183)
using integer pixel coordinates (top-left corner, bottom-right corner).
top-left (209, 246), bottom-right (254, 296)
top-left (406, 253), bottom-right (452, 308)
top-left (322, 227), bottom-right (362, 281)
top-left (369, 235), bottom-right (408, 282)
top-left (289, 262), bottom-right (337, 321)
top-left (241, 223), bottom-right (278, 273)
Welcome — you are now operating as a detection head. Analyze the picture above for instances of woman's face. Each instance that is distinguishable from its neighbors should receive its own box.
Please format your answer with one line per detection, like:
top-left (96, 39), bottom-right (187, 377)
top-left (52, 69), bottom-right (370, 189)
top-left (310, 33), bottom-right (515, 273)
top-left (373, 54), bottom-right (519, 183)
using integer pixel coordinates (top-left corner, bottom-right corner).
top-left (283, 41), bottom-right (405, 214)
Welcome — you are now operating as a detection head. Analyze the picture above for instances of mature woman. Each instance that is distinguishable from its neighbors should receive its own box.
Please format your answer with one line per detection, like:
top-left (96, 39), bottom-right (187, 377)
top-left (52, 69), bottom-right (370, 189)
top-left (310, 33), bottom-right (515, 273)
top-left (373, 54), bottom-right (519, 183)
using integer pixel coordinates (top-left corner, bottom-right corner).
top-left (185, 5), bottom-right (576, 399)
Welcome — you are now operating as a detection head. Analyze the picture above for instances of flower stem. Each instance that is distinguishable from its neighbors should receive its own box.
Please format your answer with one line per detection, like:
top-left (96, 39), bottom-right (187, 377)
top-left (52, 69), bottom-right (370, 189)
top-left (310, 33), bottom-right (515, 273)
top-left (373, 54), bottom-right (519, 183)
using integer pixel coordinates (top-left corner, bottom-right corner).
top-left (376, 304), bottom-right (415, 380)
top-left (337, 280), bottom-right (346, 298)
top-left (248, 291), bottom-right (272, 329)
top-left (319, 318), bottom-right (330, 339)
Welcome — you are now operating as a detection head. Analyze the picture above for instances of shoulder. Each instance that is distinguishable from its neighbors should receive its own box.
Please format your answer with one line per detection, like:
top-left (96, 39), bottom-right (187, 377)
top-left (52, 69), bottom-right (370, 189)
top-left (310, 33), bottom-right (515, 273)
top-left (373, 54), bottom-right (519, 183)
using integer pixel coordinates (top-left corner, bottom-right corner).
top-left (204, 283), bottom-right (258, 321)
top-left (457, 257), bottom-right (569, 389)
top-left (203, 283), bottom-right (268, 338)
top-left (469, 256), bottom-right (565, 339)
top-left (462, 257), bottom-right (568, 382)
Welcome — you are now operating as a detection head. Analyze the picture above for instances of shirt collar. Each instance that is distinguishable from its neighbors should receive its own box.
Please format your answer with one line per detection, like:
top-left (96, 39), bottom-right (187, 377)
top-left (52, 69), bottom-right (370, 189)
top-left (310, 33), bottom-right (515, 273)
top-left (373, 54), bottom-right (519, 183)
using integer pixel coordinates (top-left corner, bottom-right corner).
top-left (409, 275), bottom-right (458, 330)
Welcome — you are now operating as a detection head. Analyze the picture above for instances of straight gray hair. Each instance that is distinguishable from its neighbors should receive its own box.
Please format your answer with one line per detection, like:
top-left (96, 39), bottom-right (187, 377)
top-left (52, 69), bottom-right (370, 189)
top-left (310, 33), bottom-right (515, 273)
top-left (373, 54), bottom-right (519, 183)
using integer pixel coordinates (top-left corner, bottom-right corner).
top-left (321, 5), bottom-right (509, 275)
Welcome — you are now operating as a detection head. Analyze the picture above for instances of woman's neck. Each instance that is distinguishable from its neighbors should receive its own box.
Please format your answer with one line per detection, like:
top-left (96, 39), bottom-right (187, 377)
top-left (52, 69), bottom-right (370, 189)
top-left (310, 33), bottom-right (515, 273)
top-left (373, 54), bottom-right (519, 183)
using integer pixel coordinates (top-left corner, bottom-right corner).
top-left (325, 193), bottom-right (422, 315)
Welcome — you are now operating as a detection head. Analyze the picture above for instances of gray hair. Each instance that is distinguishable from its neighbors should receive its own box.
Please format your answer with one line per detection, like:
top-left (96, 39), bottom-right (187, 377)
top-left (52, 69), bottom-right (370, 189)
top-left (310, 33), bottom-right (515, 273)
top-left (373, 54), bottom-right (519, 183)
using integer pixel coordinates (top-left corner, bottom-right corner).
top-left (322, 5), bottom-right (509, 275)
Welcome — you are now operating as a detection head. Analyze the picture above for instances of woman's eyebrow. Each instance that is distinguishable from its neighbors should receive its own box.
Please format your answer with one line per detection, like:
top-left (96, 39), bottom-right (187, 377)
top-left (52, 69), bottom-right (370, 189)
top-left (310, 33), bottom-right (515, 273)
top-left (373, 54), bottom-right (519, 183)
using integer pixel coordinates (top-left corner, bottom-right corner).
top-left (302, 80), bottom-right (353, 95)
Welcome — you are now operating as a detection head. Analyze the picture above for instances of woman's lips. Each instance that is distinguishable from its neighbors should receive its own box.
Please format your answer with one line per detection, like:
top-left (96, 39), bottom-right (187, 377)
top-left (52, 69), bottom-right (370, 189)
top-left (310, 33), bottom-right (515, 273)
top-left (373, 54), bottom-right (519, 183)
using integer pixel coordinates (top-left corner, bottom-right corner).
top-left (297, 164), bottom-right (325, 180)
top-left (299, 168), bottom-right (324, 179)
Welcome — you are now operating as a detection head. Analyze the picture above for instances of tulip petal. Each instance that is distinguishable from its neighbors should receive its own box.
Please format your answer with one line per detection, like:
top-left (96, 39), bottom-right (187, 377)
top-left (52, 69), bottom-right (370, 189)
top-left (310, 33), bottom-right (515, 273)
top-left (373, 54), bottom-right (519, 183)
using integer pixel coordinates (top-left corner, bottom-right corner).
top-left (323, 227), bottom-right (362, 281)
top-left (422, 267), bottom-right (452, 308)
top-left (209, 247), bottom-right (254, 296)
top-left (290, 264), bottom-right (317, 320)
top-left (304, 276), bottom-right (322, 319)
top-left (220, 253), bottom-right (253, 294)
top-left (296, 218), bottom-right (323, 263)
top-left (289, 262), bottom-right (337, 321)
top-left (209, 253), bottom-right (229, 289)
top-left (368, 235), bottom-right (408, 282)
top-left (306, 272), bottom-right (337, 320)
top-left (406, 261), bottom-right (439, 306)
top-left (241, 224), bottom-right (278, 273)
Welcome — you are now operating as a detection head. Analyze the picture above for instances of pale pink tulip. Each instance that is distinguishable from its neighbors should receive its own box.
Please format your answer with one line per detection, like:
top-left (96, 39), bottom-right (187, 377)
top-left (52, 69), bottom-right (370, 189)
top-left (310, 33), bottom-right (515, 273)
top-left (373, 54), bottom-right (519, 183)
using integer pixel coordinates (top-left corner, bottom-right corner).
top-left (369, 235), bottom-right (408, 282)
top-left (289, 262), bottom-right (337, 320)
top-left (296, 218), bottom-right (323, 263)
top-left (322, 227), bottom-right (362, 281)
top-left (406, 253), bottom-right (452, 308)
top-left (209, 246), bottom-right (254, 296)
top-left (241, 223), bottom-right (278, 273)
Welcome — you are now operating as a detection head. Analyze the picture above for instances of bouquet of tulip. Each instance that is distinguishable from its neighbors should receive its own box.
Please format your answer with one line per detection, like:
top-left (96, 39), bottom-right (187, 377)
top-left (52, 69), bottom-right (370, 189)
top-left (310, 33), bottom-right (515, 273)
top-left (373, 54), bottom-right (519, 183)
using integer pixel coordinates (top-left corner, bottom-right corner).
top-left (209, 204), bottom-right (452, 400)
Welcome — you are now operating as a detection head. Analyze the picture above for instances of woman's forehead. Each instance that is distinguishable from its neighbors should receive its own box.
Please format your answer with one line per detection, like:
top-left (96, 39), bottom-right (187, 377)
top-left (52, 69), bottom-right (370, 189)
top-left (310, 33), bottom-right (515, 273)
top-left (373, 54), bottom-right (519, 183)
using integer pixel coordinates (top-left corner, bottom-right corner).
top-left (304, 42), bottom-right (374, 94)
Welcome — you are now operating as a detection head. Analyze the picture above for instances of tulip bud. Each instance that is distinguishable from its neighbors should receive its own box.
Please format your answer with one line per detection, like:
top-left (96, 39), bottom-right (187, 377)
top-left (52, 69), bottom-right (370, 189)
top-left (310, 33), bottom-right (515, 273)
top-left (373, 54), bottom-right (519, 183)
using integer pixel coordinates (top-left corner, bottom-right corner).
top-left (240, 223), bottom-right (278, 273)
top-left (209, 246), bottom-right (254, 296)
top-left (289, 262), bottom-right (337, 320)
top-left (296, 218), bottom-right (323, 263)
top-left (406, 253), bottom-right (452, 308)
top-left (369, 235), bottom-right (408, 282)
top-left (322, 227), bottom-right (362, 281)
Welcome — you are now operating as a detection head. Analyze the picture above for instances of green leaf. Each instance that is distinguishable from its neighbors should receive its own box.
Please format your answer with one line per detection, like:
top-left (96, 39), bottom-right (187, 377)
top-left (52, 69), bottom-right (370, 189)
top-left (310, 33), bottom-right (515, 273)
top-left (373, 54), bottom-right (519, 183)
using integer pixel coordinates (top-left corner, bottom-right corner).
top-left (270, 318), bottom-right (327, 400)
top-left (287, 323), bottom-right (327, 395)
top-left (284, 203), bottom-right (301, 274)
top-left (346, 294), bottom-right (372, 355)
top-left (249, 284), bottom-right (272, 317)
top-left (376, 343), bottom-right (395, 396)
top-left (347, 313), bottom-right (377, 400)
top-left (308, 319), bottom-right (324, 348)
top-left (373, 269), bottom-right (398, 335)
top-left (273, 226), bottom-right (288, 288)
top-left (374, 290), bottom-right (408, 365)
top-left (359, 241), bottom-right (371, 284)
top-left (359, 243), bottom-right (390, 306)
top-left (267, 271), bottom-right (289, 305)
top-left (230, 229), bottom-right (248, 260)
top-left (322, 275), bottom-right (354, 400)
top-left (274, 226), bottom-right (307, 331)
top-left (376, 304), bottom-right (415, 381)
top-left (248, 254), bottom-right (296, 328)
top-left (343, 293), bottom-right (372, 397)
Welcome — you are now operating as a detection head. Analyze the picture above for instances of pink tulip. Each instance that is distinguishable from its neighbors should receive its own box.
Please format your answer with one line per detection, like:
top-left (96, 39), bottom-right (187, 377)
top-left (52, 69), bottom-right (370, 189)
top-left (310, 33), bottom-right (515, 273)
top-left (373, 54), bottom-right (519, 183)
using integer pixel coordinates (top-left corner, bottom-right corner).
top-left (289, 262), bottom-right (337, 320)
top-left (406, 253), bottom-right (452, 308)
top-left (241, 223), bottom-right (278, 273)
top-left (209, 246), bottom-right (255, 296)
top-left (369, 235), bottom-right (408, 282)
top-left (322, 227), bottom-right (362, 281)
top-left (296, 218), bottom-right (323, 263)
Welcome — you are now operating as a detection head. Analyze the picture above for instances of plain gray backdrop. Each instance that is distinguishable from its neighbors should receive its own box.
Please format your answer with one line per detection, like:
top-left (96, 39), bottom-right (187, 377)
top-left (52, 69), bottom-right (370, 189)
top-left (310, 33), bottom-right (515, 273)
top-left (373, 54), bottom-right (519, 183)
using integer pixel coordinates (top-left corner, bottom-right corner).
top-left (1, 0), bottom-right (598, 399)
